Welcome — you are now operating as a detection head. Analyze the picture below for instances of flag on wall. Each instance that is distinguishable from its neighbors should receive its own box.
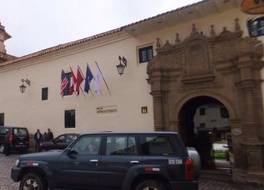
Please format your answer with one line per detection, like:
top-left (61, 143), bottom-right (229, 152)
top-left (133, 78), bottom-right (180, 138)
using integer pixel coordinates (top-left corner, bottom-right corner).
top-left (70, 67), bottom-right (77, 95)
top-left (60, 69), bottom-right (68, 96)
top-left (91, 63), bottom-right (104, 95)
top-left (76, 66), bottom-right (85, 95)
top-left (84, 64), bottom-right (94, 93)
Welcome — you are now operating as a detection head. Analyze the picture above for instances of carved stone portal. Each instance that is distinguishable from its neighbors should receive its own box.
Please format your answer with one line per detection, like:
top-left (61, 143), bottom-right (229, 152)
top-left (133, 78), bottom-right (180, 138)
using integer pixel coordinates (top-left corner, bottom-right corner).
top-left (147, 20), bottom-right (264, 184)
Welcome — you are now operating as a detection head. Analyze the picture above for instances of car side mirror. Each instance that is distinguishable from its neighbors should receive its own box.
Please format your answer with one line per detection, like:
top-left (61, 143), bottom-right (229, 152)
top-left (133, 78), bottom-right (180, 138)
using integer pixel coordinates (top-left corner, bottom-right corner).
top-left (67, 149), bottom-right (78, 158)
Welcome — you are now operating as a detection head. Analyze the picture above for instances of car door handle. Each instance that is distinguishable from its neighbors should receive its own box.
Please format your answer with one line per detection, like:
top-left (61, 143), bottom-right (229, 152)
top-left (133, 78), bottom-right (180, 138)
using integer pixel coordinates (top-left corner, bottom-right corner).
top-left (130, 160), bottom-right (140, 164)
top-left (90, 159), bottom-right (98, 163)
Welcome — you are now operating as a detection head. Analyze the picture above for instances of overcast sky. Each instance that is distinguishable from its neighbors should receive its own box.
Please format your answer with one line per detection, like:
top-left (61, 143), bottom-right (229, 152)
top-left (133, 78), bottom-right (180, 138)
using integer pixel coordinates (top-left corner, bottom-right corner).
top-left (0, 0), bottom-right (201, 57)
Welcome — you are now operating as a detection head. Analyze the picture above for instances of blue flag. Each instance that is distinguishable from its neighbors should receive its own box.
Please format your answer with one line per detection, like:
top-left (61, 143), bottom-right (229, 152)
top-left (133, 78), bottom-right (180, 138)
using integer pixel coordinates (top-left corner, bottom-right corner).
top-left (84, 65), bottom-right (94, 93)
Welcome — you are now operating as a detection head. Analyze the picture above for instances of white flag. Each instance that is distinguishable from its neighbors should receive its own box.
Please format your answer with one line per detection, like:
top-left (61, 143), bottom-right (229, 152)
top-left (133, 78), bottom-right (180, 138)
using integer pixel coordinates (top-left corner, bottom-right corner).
top-left (92, 66), bottom-right (103, 95)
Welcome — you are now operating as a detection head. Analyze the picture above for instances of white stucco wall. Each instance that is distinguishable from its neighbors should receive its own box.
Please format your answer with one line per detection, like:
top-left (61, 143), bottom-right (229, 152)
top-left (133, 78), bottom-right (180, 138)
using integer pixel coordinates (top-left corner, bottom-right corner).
top-left (0, 5), bottom-right (263, 136)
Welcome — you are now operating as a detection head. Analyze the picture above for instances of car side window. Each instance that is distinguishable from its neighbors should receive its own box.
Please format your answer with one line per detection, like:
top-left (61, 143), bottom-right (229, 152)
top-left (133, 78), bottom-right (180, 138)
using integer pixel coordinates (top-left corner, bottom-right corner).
top-left (72, 136), bottom-right (101, 155)
top-left (106, 136), bottom-right (137, 155)
top-left (141, 136), bottom-right (174, 156)
top-left (55, 135), bottom-right (66, 143)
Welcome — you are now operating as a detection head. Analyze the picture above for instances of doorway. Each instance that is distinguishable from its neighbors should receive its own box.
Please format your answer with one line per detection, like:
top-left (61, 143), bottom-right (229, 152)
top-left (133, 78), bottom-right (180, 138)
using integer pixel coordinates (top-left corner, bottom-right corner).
top-left (178, 96), bottom-right (232, 171)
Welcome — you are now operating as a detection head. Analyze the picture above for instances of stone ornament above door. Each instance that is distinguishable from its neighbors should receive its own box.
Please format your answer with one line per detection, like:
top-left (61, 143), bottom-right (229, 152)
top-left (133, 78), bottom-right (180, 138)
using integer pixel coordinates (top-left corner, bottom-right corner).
top-left (147, 18), bottom-right (263, 86)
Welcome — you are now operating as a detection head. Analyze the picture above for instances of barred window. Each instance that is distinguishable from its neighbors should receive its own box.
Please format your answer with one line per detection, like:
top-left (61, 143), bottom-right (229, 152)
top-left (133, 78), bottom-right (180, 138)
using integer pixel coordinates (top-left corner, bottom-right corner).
top-left (139, 46), bottom-right (153, 63)
top-left (65, 110), bottom-right (75, 128)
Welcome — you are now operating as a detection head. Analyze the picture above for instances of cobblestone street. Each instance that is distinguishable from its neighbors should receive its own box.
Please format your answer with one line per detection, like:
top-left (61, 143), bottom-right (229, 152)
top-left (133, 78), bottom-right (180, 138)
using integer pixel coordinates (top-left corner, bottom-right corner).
top-left (0, 154), bottom-right (263, 190)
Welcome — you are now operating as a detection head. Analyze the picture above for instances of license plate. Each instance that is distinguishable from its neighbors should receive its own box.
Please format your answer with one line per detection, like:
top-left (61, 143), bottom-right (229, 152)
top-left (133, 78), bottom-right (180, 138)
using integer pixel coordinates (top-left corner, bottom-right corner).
top-left (168, 159), bottom-right (183, 165)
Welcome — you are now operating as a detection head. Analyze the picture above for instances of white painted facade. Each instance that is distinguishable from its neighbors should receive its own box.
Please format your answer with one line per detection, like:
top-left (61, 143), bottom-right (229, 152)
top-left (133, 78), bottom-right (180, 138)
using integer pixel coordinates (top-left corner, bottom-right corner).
top-left (0, 0), bottom-right (263, 136)
top-left (194, 105), bottom-right (229, 133)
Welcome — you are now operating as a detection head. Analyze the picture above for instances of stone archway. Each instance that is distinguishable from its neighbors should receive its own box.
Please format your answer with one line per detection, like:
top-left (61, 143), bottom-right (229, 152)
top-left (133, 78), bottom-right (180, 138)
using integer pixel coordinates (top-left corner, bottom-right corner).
top-left (147, 20), bottom-right (264, 184)
top-left (178, 95), bottom-right (232, 170)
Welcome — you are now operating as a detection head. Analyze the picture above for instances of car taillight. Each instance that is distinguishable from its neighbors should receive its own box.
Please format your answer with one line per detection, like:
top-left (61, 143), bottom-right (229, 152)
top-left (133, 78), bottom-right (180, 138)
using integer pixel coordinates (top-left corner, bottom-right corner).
top-left (185, 158), bottom-right (193, 181)
top-left (9, 133), bottom-right (14, 144)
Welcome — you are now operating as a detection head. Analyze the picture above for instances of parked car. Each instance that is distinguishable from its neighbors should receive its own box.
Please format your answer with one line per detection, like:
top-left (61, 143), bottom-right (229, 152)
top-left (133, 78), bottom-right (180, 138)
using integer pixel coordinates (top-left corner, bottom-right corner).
top-left (0, 126), bottom-right (29, 155)
top-left (11, 132), bottom-right (199, 190)
top-left (39, 133), bottom-right (79, 152)
top-left (187, 147), bottom-right (201, 179)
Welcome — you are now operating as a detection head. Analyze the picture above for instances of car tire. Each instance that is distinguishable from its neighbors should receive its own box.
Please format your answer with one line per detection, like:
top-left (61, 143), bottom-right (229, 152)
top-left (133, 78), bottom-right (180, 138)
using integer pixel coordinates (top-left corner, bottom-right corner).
top-left (3, 145), bottom-right (10, 156)
top-left (19, 173), bottom-right (47, 190)
top-left (135, 180), bottom-right (167, 190)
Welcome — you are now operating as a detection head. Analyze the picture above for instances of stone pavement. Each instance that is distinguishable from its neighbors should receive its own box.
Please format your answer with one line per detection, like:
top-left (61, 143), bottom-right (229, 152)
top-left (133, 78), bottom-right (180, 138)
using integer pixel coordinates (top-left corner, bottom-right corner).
top-left (0, 154), bottom-right (263, 190)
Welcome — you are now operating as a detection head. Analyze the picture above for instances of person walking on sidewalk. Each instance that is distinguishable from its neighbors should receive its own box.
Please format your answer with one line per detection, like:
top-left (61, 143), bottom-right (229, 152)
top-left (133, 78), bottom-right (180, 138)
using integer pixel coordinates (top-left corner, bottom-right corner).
top-left (34, 129), bottom-right (42, 152)
top-left (47, 128), bottom-right (54, 141)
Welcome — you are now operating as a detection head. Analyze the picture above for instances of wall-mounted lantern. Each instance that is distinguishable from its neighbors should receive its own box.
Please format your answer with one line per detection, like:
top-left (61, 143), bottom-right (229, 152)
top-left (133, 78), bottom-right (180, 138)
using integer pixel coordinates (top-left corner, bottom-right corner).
top-left (116, 56), bottom-right (127, 75)
top-left (19, 79), bottom-right (31, 93)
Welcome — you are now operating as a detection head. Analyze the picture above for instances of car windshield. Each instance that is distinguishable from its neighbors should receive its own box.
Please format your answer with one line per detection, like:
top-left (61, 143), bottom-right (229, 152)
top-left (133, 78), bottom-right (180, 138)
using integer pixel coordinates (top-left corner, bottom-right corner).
top-left (13, 128), bottom-right (28, 136)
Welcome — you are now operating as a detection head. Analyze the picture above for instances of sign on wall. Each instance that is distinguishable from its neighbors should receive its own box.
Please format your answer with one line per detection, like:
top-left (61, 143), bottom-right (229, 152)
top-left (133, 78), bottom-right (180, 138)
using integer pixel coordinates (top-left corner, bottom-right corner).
top-left (241, 0), bottom-right (264, 14)
top-left (96, 105), bottom-right (118, 114)
top-left (247, 16), bottom-right (264, 37)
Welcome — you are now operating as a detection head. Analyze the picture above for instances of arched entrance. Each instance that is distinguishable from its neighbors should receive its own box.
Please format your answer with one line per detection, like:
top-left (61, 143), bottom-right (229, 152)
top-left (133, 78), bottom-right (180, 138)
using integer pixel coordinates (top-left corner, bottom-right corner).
top-left (147, 21), bottom-right (264, 183)
top-left (178, 96), bottom-right (231, 171)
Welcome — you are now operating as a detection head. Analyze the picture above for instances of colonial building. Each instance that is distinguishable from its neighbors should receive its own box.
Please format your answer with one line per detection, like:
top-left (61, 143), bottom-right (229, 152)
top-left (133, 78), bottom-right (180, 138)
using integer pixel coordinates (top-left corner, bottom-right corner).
top-left (0, 0), bottom-right (264, 184)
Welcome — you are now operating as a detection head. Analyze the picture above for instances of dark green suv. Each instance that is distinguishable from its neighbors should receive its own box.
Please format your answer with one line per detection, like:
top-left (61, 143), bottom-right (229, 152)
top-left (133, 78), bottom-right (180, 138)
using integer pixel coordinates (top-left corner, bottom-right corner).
top-left (11, 132), bottom-right (199, 190)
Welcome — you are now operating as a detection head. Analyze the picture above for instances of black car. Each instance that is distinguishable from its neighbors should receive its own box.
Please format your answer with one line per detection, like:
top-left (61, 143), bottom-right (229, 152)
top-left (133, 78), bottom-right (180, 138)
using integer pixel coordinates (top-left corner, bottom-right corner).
top-left (39, 133), bottom-right (79, 151)
top-left (11, 132), bottom-right (199, 190)
top-left (0, 126), bottom-right (29, 155)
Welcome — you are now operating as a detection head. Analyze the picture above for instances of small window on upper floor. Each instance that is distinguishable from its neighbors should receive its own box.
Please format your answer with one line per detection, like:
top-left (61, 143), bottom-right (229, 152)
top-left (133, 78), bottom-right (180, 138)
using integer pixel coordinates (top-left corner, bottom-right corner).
top-left (200, 108), bottom-right (206, 116)
top-left (138, 46), bottom-right (153, 63)
top-left (42, 87), bottom-right (48, 101)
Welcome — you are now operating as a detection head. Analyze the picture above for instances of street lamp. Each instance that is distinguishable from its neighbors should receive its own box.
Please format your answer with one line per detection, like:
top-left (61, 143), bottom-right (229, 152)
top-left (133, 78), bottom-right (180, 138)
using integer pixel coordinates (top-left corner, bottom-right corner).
top-left (116, 56), bottom-right (127, 75)
top-left (19, 79), bottom-right (31, 93)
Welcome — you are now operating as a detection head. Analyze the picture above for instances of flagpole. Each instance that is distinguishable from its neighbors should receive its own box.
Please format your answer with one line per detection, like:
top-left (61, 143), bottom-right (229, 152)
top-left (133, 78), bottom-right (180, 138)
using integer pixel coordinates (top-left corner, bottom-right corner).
top-left (95, 61), bottom-right (111, 95)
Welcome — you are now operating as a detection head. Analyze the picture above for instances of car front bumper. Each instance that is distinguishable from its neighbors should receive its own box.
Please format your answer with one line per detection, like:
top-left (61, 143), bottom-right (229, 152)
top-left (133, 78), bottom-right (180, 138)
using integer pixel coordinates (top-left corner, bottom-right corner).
top-left (170, 180), bottom-right (198, 190)
top-left (11, 167), bottom-right (21, 182)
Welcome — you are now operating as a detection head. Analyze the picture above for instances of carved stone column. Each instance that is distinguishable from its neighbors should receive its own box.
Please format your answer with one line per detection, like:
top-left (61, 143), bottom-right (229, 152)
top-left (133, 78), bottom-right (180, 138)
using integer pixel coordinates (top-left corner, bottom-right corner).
top-left (236, 55), bottom-right (264, 173)
top-left (151, 91), bottom-right (164, 131)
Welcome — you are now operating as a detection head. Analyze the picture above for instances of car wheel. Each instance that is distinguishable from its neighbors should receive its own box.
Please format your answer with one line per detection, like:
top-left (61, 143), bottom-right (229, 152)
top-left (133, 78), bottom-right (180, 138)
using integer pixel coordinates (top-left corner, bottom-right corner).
top-left (135, 180), bottom-right (167, 190)
top-left (19, 173), bottom-right (47, 190)
top-left (2, 145), bottom-right (10, 156)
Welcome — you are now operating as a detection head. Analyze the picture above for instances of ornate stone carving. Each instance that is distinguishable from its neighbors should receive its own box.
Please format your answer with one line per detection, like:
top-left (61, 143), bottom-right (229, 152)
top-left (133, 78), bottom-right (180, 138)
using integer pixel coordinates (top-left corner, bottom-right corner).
top-left (175, 33), bottom-right (180, 43)
top-left (210, 25), bottom-right (216, 37)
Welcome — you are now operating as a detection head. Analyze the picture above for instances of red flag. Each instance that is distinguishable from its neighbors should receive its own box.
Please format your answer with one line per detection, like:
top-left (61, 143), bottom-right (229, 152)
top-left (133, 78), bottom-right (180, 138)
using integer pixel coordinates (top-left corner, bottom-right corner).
top-left (76, 66), bottom-right (85, 95)
top-left (70, 67), bottom-right (77, 95)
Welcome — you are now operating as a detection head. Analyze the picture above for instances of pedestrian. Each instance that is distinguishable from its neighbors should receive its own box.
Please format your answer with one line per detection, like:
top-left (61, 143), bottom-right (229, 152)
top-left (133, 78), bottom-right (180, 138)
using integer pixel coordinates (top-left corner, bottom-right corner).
top-left (34, 129), bottom-right (42, 152)
top-left (43, 132), bottom-right (48, 142)
top-left (47, 128), bottom-right (54, 141)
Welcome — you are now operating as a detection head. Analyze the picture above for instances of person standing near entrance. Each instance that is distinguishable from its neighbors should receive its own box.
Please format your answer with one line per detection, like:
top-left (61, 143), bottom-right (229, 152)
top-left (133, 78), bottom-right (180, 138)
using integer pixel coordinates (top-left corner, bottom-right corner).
top-left (47, 128), bottom-right (54, 141)
top-left (34, 129), bottom-right (42, 152)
